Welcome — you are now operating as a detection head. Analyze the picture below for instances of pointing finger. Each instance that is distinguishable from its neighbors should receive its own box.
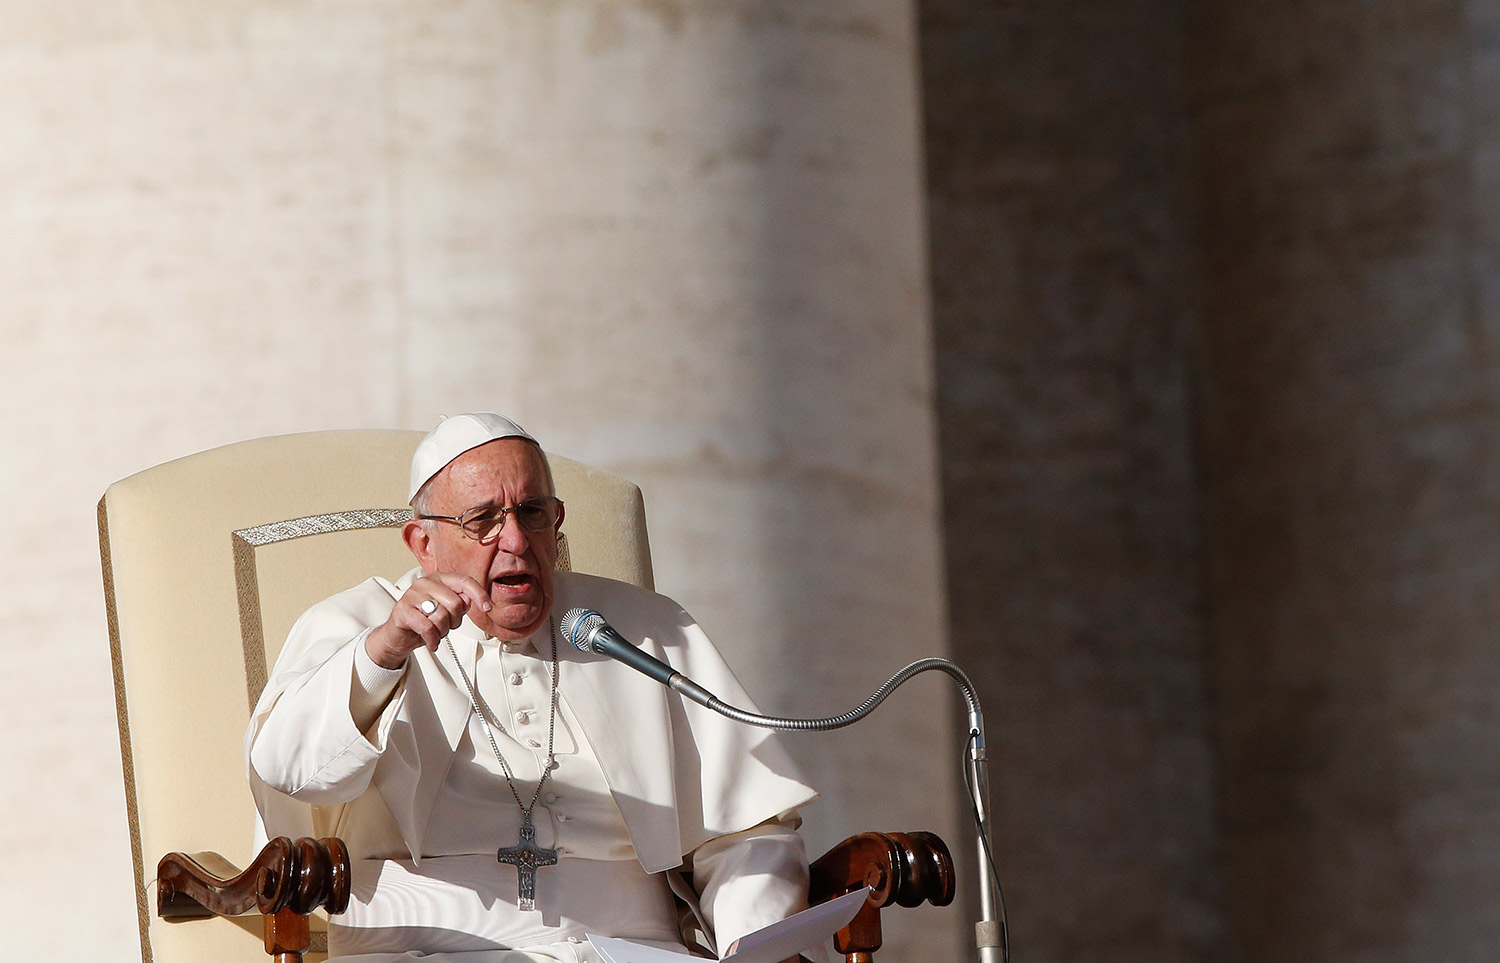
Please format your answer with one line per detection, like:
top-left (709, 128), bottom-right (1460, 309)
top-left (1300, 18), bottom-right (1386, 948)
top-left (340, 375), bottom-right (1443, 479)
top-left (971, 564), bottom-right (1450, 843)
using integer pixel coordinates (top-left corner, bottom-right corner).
top-left (435, 572), bottom-right (493, 612)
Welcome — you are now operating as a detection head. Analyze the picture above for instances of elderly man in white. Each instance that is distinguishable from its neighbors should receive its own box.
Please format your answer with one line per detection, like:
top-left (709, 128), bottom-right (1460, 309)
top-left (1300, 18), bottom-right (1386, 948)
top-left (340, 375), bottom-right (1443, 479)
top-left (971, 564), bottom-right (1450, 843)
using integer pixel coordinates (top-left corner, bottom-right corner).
top-left (247, 414), bottom-right (818, 963)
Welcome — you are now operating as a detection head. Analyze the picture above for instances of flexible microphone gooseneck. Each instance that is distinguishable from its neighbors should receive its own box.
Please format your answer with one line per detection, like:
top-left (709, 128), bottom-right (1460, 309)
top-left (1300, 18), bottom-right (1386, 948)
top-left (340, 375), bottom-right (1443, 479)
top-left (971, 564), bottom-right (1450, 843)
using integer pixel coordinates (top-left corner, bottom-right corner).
top-left (561, 607), bottom-right (982, 733)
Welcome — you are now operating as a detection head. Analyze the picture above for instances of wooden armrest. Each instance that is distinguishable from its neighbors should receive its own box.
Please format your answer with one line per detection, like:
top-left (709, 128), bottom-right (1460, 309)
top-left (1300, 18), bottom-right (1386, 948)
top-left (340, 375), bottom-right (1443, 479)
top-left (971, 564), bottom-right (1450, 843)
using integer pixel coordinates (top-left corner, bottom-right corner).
top-left (157, 837), bottom-right (350, 963)
top-left (810, 831), bottom-right (955, 963)
top-left (158, 836), bottom-right (351, 919)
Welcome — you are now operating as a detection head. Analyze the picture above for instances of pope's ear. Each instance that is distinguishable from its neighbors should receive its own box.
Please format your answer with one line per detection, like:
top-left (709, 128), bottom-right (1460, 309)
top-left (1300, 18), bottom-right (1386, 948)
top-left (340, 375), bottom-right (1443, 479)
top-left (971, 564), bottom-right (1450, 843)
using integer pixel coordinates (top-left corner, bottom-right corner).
top-left (403, 519), bottom-right (439, 574)
top-left (554, 500), bottom-right (566, 532)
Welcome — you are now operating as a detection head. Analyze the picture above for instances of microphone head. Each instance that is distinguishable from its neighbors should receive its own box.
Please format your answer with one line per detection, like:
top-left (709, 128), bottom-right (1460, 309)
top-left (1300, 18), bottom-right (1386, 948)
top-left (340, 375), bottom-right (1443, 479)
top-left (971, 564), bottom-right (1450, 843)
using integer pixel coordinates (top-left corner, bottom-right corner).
top-left (560, 607), bottom-right (607, 652)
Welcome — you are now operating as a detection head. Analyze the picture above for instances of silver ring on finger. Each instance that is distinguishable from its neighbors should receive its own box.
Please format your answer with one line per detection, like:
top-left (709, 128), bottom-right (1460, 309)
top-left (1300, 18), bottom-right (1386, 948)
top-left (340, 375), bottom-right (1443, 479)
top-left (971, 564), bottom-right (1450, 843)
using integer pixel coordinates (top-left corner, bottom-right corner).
top-left (419, 599), bottom-right (438, 616)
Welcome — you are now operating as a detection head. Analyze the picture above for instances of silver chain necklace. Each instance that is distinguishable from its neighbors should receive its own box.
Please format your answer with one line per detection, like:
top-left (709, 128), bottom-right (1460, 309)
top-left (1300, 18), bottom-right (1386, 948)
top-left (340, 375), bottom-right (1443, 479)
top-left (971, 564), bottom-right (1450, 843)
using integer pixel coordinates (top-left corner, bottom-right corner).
top-left (443, 617), bottom-right (560, 912)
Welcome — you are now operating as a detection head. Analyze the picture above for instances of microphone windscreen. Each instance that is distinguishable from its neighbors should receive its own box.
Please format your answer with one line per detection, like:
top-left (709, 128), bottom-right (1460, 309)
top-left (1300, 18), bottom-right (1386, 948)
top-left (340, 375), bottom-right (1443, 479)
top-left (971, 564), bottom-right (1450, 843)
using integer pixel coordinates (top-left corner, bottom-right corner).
top-left (560, 607), bottom-right (607, 652)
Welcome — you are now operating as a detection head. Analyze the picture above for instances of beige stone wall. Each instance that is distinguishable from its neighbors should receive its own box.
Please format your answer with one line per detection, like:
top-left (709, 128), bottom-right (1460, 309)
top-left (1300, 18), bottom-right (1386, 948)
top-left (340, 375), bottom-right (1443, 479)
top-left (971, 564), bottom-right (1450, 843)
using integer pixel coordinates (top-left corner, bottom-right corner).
top-left (0, 2), bottom-right (958, 959)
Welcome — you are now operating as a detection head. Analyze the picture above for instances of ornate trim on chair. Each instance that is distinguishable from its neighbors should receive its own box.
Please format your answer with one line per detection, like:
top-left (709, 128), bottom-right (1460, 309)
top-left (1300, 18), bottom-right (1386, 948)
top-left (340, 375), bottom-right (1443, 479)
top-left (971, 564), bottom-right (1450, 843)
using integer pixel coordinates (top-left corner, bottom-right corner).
top-left (99, 497), bottom-right (156, 963)
top-left (231, 509), bottom-right (413, 709)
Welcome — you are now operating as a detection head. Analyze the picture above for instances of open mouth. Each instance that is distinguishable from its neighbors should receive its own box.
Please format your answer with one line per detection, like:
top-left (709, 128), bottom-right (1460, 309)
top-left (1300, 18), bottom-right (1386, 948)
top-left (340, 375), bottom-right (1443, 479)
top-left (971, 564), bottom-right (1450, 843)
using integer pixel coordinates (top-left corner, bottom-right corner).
top-left (493, 573), bottom-right (536, 594)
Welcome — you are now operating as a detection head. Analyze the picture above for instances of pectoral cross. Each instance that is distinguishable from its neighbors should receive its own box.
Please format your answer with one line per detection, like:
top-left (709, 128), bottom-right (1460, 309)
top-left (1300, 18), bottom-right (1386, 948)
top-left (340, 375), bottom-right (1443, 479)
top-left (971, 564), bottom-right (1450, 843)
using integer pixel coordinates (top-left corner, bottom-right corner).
top-left (496, 814), bottom-right (558, 911)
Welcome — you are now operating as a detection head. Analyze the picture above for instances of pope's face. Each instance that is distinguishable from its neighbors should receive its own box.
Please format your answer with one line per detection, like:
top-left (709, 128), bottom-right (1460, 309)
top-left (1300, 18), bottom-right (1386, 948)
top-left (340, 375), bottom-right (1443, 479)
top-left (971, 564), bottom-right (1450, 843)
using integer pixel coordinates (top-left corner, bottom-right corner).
top-left (410, 438), bottom-right (562, 641)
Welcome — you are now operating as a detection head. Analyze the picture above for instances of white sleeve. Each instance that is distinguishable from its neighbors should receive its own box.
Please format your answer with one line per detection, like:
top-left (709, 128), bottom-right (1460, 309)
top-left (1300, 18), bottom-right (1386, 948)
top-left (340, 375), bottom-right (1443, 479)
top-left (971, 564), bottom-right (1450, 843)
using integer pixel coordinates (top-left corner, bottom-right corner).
top-left (249, 618), bottom-right (408, 804)
top-left (687, 815), bottom-right (811, 955)
top-left (351, 638), bottom-right (407, 732)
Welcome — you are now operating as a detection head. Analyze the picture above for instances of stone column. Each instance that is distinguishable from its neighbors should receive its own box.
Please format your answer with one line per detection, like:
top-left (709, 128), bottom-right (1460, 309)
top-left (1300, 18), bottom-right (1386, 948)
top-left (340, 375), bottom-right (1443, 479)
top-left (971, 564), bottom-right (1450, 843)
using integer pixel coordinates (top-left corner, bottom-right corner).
top-left (1190, 2), bottom-right (1500, 959)
top-left (920, 3), bottom-right (1221, 961)
top-left (378, 6), bottom-right (959, 954)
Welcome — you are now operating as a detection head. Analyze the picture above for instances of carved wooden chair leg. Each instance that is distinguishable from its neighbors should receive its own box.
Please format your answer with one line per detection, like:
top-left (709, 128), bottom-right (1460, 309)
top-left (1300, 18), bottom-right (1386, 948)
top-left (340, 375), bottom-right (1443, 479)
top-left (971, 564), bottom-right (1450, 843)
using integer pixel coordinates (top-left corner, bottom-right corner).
top-left (266, 906), bottom-right (311, 963)
top-left (809, 831), bottom-right (956, 963)
top-left (157, 836), bottom-right (350, 961)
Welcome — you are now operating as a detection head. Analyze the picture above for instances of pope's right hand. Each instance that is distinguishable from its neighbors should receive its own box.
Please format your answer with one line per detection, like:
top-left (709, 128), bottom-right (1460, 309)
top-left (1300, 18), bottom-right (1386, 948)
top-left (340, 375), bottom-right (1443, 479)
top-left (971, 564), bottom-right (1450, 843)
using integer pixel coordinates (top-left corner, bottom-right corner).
top-left (365, 574), bottom-right (492, 669)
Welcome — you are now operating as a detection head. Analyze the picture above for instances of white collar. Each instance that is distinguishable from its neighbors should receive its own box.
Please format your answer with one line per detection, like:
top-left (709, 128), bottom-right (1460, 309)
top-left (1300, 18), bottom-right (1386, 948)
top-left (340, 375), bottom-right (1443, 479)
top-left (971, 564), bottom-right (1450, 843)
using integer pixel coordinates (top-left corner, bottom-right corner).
top-left (450, 612), bottom-right (541, 654)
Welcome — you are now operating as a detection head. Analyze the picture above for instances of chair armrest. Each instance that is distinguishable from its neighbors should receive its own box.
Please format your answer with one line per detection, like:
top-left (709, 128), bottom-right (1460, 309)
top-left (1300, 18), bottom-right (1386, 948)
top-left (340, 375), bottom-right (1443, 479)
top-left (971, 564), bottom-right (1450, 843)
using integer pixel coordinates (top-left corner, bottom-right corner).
top-left (810, 831), bottom-right (955, 962)
top-left (157, 836), bottom-right (350, 920)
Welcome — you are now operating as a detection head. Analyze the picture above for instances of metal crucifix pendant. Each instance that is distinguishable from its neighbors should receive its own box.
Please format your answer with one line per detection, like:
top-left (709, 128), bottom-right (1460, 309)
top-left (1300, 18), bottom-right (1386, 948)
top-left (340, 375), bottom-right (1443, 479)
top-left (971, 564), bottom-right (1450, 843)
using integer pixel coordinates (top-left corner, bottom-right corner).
top-left (496, 814), bottom-right (558, 911)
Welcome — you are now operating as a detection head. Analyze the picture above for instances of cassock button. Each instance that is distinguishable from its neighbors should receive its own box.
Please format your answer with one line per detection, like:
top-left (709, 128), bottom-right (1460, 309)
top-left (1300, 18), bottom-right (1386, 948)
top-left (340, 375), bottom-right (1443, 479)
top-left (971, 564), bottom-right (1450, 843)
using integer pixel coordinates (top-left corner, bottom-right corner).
top-left (544, 792), bottom-right (559, 803)
top-left (515, 710), bottom-right (533, 725)
top-left (527, 738), bottom-right (542, 748)
top-left (556, 813), bottom-right (571, 822)
top-left (509, 672), bottom-right (524, 686)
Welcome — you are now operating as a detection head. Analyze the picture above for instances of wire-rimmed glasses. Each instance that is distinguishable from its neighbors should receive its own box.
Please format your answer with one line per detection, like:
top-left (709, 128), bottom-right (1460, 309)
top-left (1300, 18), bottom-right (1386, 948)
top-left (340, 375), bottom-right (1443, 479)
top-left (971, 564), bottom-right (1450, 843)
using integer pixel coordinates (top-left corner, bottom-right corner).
top-left (418, 496), bottom-right (564, 543)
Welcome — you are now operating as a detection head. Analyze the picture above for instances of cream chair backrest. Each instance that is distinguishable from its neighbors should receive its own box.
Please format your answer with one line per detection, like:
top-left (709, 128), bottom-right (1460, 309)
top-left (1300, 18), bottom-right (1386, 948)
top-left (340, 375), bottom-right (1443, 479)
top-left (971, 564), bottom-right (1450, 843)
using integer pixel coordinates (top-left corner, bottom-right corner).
top-left (99, 429), bottom-right (653, 963)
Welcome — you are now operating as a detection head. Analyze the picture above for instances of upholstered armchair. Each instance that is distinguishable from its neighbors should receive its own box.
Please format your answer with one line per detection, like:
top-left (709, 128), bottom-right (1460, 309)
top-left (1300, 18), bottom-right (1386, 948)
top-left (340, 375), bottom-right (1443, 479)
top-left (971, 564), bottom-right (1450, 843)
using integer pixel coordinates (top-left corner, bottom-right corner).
top-left (99, 430), bottom-right (953, 963)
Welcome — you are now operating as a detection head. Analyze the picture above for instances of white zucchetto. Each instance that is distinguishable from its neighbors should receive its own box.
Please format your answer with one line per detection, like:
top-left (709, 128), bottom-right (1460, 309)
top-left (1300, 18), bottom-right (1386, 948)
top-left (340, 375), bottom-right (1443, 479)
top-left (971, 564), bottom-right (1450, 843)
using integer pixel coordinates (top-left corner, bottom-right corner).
top-left (409, 412), bottom-right (537, 503)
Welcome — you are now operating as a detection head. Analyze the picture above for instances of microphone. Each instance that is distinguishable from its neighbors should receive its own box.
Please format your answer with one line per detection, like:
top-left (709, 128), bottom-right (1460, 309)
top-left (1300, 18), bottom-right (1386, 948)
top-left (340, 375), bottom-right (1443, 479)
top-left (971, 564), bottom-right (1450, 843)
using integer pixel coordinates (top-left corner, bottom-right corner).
top-left (563, 608), bottom-right (1004, 963)
top-left (559, 608), bottom-right (718, 708)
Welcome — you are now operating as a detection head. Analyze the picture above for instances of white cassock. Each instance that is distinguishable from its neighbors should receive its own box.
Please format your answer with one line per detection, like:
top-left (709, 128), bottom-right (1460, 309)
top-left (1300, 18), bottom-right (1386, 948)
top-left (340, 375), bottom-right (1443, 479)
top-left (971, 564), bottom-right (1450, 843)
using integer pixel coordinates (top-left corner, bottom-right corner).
top-left (248, 570), bottom-right (820, 963)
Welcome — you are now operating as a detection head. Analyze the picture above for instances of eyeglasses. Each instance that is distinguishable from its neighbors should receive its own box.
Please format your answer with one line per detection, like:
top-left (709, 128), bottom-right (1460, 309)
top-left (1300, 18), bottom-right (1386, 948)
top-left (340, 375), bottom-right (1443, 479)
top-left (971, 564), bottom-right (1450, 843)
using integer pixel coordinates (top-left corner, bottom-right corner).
top-left (418, 496), bottom-right (564, 542)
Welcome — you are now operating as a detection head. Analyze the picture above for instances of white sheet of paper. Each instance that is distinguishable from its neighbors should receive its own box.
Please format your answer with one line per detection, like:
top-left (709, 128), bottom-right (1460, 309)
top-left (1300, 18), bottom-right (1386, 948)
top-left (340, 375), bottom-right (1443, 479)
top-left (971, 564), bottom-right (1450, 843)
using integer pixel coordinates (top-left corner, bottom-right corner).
top-left (587, 887), bottom-right (871, 963)
top-left (584, 936), bottom-right (702, 963)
